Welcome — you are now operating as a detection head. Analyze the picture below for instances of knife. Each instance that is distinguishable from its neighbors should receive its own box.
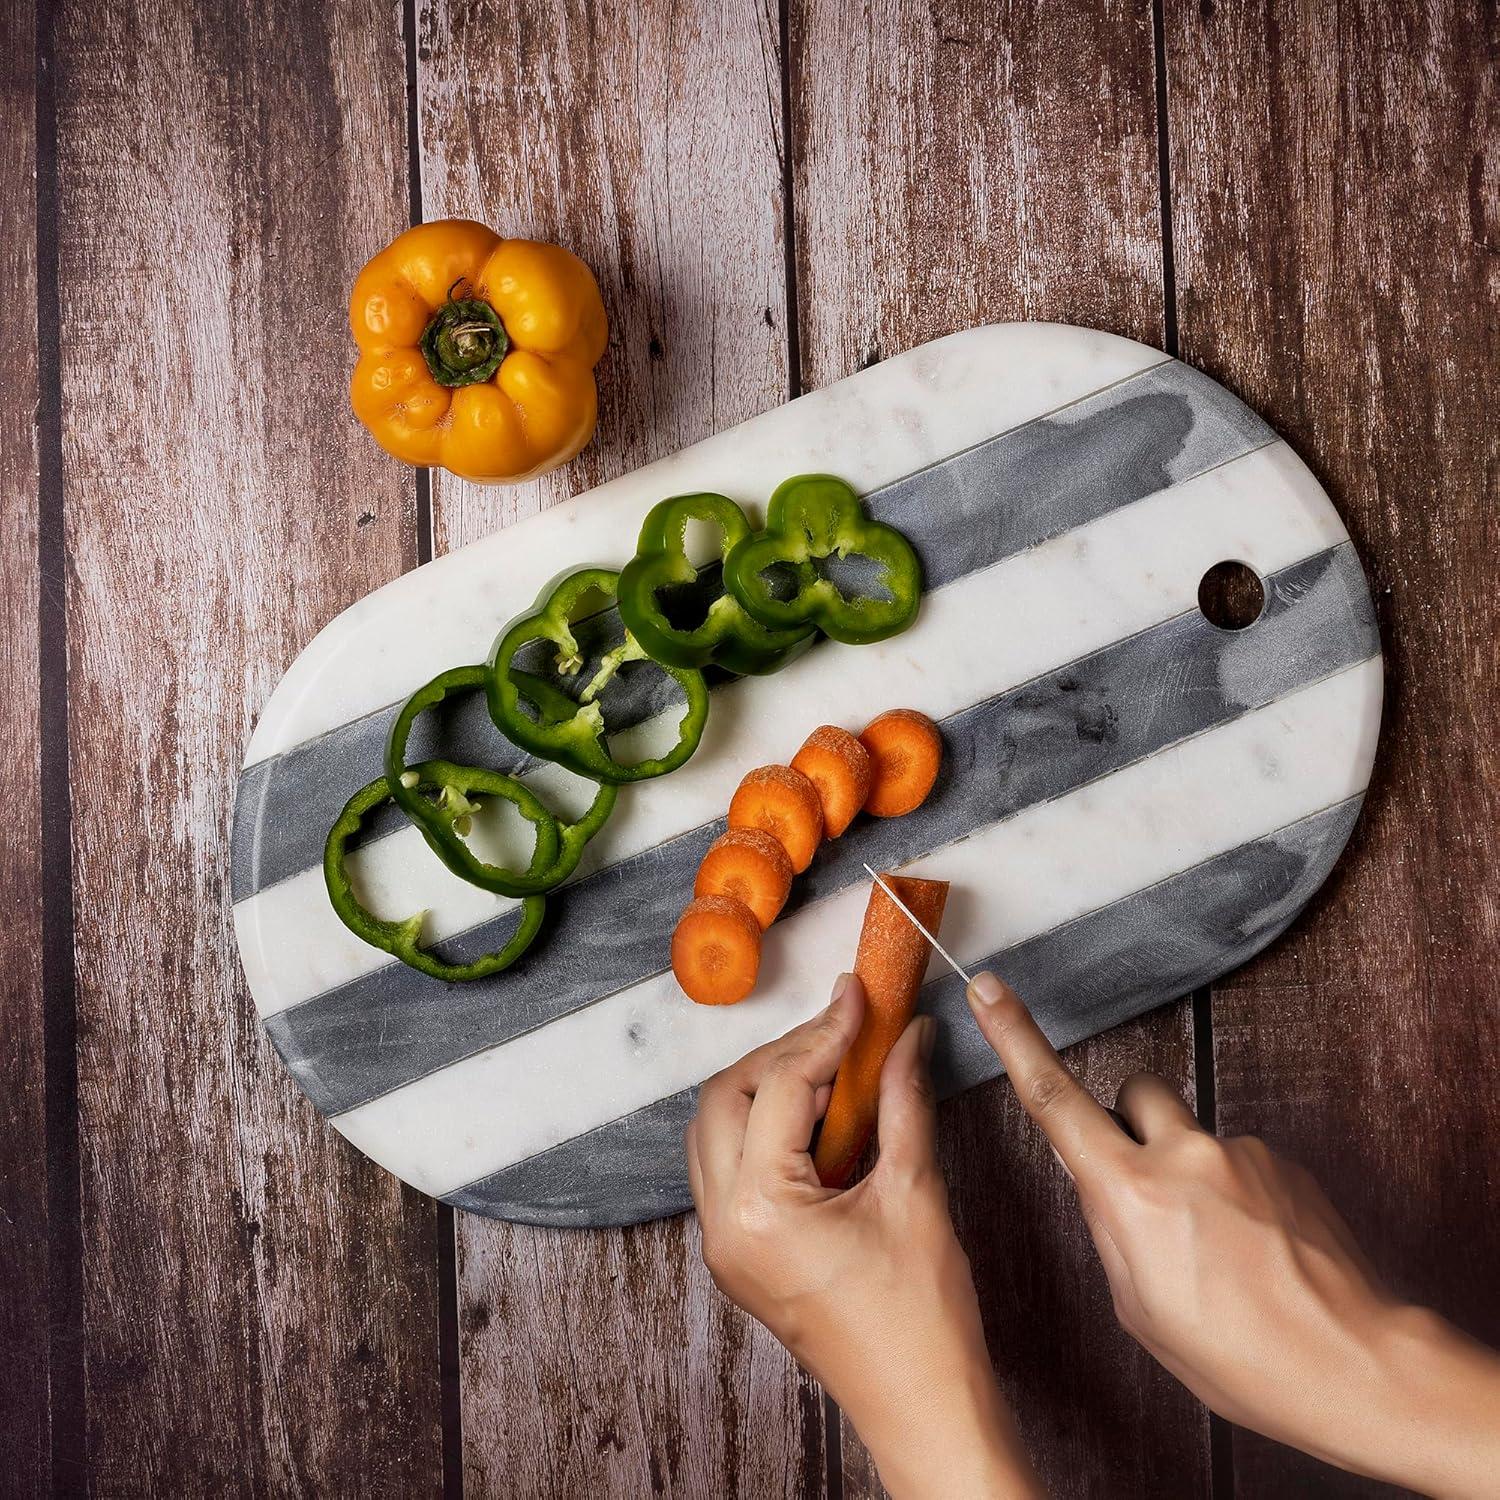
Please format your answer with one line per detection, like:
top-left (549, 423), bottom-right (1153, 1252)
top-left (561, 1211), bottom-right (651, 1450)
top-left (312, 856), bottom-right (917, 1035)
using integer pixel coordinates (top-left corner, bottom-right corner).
top-left (862, 864), bottom-right (1141, 1142)
top-left (862, 863), bottom-right (971, 983)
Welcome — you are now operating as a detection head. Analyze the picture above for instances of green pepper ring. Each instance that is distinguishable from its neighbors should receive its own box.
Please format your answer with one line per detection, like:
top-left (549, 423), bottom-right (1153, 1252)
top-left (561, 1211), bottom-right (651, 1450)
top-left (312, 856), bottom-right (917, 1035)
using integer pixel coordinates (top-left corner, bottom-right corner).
top-left (324, 774), bottom-right (547, 983)
top-left (385, 664), bottom-right (617, 895)
top-left (507, 668), bottom-right (621, 878)
top-left (722, 473), bottom-right (923, 647)
top-left (616, 492), bottom-right (815, 675)
top-left (486, 566), bottom-right (711, 785)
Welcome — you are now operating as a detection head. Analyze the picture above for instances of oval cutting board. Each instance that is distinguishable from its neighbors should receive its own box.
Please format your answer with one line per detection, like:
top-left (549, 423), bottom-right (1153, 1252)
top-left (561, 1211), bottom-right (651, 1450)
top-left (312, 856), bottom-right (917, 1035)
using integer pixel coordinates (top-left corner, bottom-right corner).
top-left (232, 324), bottom-right (1382, 1227)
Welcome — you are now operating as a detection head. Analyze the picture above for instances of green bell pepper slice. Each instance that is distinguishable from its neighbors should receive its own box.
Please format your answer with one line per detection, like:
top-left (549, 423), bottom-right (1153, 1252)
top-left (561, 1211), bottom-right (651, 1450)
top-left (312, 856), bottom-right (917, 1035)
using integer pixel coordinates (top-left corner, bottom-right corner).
top-left (722, 474), bottom-right (922, 646)
top-left (324, 774), bottom-right (547, 982)
top-left (506, 668), bottom-right (620, 879)
top-left (486, 566), bottom-right (710, 784)
top-left (385, 664), bottom-right (617, 894)
top-left (617, 492), bottom-right (815, 674)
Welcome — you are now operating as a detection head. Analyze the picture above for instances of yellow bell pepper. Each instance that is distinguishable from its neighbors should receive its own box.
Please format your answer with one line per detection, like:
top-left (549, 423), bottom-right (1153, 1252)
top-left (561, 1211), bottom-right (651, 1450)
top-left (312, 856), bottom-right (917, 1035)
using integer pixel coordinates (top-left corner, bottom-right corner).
top-left (350, 220), bottom-right (608, 483)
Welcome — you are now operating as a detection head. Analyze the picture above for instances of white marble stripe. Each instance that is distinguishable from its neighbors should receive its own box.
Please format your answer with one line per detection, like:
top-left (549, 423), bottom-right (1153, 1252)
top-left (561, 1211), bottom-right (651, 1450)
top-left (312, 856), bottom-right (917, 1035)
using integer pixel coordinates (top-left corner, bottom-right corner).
top-left (331, 656), bottom-right (1382, 1197)
top-left (244, 325), bottom-right (1167, 765)
top-left (234, 439), bottom-right (1347, 1019)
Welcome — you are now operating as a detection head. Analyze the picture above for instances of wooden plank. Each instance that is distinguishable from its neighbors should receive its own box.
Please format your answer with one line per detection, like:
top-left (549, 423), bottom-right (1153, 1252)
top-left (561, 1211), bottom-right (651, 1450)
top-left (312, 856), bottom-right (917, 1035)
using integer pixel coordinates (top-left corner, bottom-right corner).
top-left (790, 0), bottom-right (1213, 1493)
top-left (0, 0), bottom-right (49, 1489)
top-left (55, 0), bottom-right (443, 1488)
top-left (419, 0), bottom-right (794, 547)
top-left (415, 1), bottom-right (824, 1493)
top-left (1167, 0), bottom-right (1499, 1493)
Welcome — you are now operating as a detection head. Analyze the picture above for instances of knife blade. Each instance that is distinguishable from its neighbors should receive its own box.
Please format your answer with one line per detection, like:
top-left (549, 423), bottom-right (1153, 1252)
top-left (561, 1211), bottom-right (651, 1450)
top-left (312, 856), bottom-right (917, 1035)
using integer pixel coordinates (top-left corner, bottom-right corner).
top-left (862, 863), bottom-right (972, 984)
top-left (862, 866), bottom-right (1143, 1141)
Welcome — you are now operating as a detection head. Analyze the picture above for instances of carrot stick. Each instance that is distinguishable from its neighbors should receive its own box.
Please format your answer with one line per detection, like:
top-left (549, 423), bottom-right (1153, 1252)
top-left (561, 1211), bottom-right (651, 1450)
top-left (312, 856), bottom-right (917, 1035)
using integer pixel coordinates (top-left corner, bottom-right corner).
top-left (813, 874), bottom-right (950, 1186)
top-left (694, 827), bottom-right (794, 930)
top-left (672, 895), bottom-right (762, 1006)
top-left (859, 709), bottom-right (943, 818)
top-left (790, 725), bottom-right (873, 839)
top-left (727, 764), bottom-right (825, 873)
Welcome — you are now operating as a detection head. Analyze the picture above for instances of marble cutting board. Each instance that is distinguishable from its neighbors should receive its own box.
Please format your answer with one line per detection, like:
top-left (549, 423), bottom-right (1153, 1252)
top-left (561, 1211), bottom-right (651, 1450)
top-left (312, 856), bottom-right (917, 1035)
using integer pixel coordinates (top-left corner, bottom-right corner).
top-left (231, 323), bottom-right (1383, 1228)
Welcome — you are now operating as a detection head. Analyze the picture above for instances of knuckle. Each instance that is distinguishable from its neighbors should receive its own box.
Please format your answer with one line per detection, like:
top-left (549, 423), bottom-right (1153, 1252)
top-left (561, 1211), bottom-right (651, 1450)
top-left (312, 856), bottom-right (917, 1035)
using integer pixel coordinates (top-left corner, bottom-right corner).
top-left (698, 1071), bottom-right (733, 1108)
top-left (904, 1067), bottom-right (937, 1109)
top-left (813, 1003), bottom-right (848, 1037)
top-left (1173, 1130), bottom-right (1227, 1172)
top-left (1026, 1066), bottom-right (1076, 1119)
top-left (1234, 1134), bottom-right (1273, 1164)
top-left (1114, 1071), bottom-right (1160, 1107)
top-left (985, 995), bottom-right (1029, 1045)
top-left (770, 1051), bottom-right (811, 1086)
top-left (728, 1188), bottom-right (776, 1241)
top-left (699, 1230), bottom-right (729, 1281)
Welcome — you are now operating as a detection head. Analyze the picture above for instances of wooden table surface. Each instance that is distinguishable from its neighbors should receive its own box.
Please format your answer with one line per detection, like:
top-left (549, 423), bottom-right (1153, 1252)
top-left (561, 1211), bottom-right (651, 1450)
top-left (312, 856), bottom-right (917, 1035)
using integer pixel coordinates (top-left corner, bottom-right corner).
top-left (4, 0), bottom-right (1495, 1494)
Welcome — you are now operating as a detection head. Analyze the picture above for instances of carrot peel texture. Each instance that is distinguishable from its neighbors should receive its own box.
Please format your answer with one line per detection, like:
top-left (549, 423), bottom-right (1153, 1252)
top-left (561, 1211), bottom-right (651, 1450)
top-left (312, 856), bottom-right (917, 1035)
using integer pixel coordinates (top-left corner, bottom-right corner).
top-left (813, 874), bottom-right (950, 1186)
top-left (790, 725), bottom-right (873, 839)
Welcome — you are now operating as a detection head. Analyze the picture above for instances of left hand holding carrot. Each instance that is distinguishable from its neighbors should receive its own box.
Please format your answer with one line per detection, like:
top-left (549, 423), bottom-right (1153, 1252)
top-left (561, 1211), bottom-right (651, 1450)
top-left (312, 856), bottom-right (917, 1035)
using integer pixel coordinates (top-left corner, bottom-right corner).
top-left (687, 975), bottom-right (1043, 1499)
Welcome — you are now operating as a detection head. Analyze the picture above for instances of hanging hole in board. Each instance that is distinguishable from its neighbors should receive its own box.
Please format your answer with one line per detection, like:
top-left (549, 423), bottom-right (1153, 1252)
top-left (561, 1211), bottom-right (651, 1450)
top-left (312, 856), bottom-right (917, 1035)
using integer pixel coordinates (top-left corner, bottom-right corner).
top-left (1198, 560), bottom-right (1265, 631)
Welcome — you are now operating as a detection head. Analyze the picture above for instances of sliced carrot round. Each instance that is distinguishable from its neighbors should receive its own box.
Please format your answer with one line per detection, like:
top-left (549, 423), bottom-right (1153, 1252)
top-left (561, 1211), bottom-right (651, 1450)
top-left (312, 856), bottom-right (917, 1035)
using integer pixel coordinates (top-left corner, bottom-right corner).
top-left (671, 895), bottom-right (762, 1005)
top-left (790, 725), bottom-right (873, 839)
top-left (695, 828), bottom-right (794, 930)
top-left (859, 709), bottom-right (943, 817)
top-left (727, 764), bottom-right (825, 873)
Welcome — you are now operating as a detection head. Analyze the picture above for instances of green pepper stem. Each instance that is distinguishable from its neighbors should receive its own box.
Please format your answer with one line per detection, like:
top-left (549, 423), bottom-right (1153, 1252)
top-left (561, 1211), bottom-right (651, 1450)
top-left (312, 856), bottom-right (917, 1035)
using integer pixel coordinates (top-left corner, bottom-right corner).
top-left (420, 294), bottom-right (509, 387)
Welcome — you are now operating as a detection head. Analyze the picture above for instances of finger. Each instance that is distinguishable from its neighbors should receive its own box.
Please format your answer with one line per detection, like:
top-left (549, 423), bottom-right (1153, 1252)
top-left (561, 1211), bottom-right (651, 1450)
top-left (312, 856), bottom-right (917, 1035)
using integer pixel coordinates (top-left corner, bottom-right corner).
top-left (684, 1119), bottom-right (706, 1212)
top-left (1114, 1072), bottom-right (1201, 1141)
top-left (692, 1066), bottom-right (759, 1195)
top-left (741, 975), bottom-right (865, 1181)
top-left (691, 1075), bottom-right (752, 1194)
top-left (1283, 1161), bottom-right (1384, 1285)
top-left (692, 979), bottom-right (857, 1192)
top-left (873, 1016), bottom-right (940, 1182)
top-left (716, 971), bottom-right (863, 1095)
top-left (966, 970), bottom-right (1131, 1181)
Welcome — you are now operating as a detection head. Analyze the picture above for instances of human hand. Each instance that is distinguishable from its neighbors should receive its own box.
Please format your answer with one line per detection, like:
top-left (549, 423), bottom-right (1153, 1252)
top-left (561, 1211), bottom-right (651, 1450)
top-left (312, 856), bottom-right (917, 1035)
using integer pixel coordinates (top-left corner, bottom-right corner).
top-left (687, 973), bottom-right (1042, 1499)
top-left (966, 970), bottom-right (1500, 1499)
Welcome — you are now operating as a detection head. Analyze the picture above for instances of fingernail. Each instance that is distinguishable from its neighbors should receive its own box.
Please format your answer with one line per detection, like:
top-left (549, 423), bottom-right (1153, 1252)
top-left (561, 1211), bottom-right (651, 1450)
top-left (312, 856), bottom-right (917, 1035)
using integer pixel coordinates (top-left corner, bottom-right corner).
top-left (918, 1015), bottom-right (937, 1061)
top-left (968, 971), bottom-right (1007, 1007)
top-left (829, 972), bottom-right (854, 1007)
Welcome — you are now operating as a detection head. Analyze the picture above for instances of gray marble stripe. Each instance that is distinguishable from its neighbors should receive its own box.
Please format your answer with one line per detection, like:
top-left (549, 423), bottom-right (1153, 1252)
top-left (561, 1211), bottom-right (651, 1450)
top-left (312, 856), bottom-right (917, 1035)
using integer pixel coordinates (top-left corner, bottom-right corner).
top-left (231, 358), bottom-right (1274, 900)
top-left (263, 542), bottom-right (1376, 1121)
top-left (443, 795), bottom-right (1366, 1226)
top-left (441, 1090), bottom-right (702, 1227)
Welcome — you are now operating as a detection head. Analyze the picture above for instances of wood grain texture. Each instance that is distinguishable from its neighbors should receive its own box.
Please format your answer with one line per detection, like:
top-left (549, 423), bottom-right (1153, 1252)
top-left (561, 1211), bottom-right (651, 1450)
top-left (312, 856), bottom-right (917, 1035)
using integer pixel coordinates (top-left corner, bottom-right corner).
top-left (790, 0), bottom-right (1212, 1493)
top-left (418, 0), bottom-right (791, 547)
top-left (792, 0), bottom-right (1167, 378)
top-left (1168, 0), bottom-right (1498, 1493)
top-left (0, 0), bottom-right (49, 1489)
top-left (55, 0), bottom-right (443, 1488)
top-left (416, 0), bottom-right (824, 1493)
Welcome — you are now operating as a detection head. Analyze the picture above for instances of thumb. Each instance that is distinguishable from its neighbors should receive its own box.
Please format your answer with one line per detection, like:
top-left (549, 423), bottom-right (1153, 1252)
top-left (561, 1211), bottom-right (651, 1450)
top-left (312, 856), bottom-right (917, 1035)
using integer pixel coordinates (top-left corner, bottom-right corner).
top-left (873, 1015), bottom-right (940, 1181)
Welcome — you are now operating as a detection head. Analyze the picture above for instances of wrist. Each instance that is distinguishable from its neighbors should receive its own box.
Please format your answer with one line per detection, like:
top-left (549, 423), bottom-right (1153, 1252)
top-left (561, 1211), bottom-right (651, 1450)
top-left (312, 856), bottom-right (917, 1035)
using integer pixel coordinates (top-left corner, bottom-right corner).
top-left (838, 1341), bottom-right (1041, 1500)
top-left (1355, 1303), bottom-right (1500, 1499)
